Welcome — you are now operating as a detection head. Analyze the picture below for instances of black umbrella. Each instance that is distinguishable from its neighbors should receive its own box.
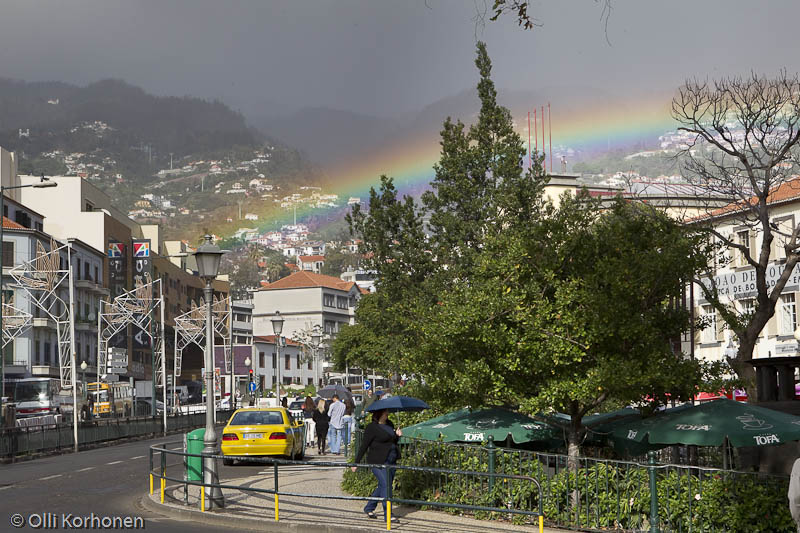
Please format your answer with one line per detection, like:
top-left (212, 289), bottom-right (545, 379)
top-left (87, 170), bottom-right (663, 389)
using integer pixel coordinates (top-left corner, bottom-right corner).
top-left (366, 395), bottom-right (429, 413)
top-left (317, 384), bottom-right (352, 400)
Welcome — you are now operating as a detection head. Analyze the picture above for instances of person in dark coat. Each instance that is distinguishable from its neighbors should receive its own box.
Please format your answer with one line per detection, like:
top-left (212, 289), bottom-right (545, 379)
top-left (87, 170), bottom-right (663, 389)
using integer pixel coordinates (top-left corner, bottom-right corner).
top-left (351, 408), bottom-right (401, 519)
top-left (303, 396), bottom-right (316, 447)
top-left (312, 398), bottom-right (330, 454)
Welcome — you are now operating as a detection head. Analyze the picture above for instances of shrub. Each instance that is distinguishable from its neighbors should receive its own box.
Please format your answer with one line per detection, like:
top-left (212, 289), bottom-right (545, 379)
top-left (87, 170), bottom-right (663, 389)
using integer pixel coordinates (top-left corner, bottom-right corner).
top-left (341, 438), bottom-right (794, 532)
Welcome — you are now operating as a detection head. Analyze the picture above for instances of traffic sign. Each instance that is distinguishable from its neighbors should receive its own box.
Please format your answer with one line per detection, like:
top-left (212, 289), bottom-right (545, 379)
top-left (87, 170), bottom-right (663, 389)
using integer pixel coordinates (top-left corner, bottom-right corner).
top-left (108, 367), bottom-right (126, 374)
top-left (249, 382), bottom-right (257, 393)
top-left (105, 374), bottom-right (120, 382)
top-left (363, 379), bottom-right (371, 391)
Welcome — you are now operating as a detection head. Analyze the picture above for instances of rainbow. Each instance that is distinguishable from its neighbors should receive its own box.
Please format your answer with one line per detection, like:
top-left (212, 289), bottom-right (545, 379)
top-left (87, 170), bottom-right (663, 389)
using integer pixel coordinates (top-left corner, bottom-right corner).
top-left (237, 92), bottom-right (678, 236)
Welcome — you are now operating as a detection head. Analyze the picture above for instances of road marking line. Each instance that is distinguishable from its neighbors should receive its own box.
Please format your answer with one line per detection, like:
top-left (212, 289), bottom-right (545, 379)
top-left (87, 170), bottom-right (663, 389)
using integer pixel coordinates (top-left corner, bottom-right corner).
top-left (77, 467), bottom-right (94, 472)
top-left (130, 455), bottom-right (146, 460)
top-left (0, 486), bottom-right (13, 491)
top-left (39, 475), bottom-right (62, 480)
top-left (107, 461), bottom-right (123, 465)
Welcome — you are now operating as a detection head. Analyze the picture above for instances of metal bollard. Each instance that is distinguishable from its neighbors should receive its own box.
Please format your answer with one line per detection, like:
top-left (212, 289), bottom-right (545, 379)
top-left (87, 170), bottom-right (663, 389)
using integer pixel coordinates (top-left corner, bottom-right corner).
top-left (487, 435), bottom-right (496, 492)
top-left (160, 450), bottom-right (166, 503)
top-left (200, 454), bottom-right (206, 512)
top-left (274, 462), bottom-right (279, 521)
top-left (648, 451), bottom-right (659, 533)
top-left (386, 464), bottom-right (392, 531)
top-left (149, 450), bottom-right (154, 494)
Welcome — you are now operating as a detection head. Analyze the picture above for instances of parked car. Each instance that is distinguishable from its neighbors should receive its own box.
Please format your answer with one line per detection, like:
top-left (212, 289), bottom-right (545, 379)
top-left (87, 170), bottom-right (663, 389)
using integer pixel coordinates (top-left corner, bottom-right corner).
top-left (287, 400), bottom-right (305, 421)
top-left (220, 407), bottom-right (304, 465)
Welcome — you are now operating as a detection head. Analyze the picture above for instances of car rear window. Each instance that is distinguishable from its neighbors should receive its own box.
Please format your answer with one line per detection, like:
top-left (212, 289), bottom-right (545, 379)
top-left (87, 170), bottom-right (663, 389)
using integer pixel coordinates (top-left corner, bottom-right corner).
top-left (230, 411), bottom-right (284, 426)
top-left (289, 401), bottom-right (304, 410)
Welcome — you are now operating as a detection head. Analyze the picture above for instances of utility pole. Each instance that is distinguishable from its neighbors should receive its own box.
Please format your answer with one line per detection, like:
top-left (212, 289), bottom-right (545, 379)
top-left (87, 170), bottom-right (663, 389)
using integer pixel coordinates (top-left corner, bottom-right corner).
top-left (169, 153), bottom-right (173, 170)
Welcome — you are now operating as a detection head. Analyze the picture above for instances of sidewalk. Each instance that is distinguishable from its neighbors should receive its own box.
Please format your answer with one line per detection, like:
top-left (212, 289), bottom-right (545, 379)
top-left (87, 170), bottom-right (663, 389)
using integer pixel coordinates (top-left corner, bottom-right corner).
top-left (144, 450), bottom-right (567, 533)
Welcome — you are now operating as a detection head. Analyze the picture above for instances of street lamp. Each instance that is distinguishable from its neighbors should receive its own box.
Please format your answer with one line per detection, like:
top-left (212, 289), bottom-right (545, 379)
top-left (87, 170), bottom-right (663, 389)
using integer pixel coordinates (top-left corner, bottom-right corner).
top-left (1, 175), bottom-right (57, 411)
top-left (311, 326), bottom-right (322, 389)
top-left (271, 311), bottom-right (284, 404)
top-left (724, 336), bottom-right (738, 360)
top-left (244, 356), bottom-right (252, 405)
top-left (193, 234), bottom-right (225, 510)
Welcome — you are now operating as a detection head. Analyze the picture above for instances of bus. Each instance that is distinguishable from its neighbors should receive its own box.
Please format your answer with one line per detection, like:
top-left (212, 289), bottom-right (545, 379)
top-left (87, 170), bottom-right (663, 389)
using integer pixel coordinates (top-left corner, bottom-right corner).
top-left (87, 381), bottom-right (134, 417)
top-left (11, 378), bottom-right (65, 417)
top-left (8, 377), bottom-right (88, 419)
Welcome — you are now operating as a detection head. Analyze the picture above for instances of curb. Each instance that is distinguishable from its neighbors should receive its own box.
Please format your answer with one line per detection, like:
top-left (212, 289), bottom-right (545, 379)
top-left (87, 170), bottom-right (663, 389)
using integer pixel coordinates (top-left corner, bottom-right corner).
top-left (140, 492), bottom-right (386, 533)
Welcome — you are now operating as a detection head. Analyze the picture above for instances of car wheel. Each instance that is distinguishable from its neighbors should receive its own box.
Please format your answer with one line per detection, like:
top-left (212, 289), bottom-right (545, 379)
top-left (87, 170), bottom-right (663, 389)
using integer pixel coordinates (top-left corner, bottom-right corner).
top-left (223, 457), bottom-right (234, 466)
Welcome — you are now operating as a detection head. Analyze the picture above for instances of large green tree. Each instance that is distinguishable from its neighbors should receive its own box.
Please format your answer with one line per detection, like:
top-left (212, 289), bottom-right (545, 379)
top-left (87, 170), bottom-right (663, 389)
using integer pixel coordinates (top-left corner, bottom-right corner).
top-left (339, 42), bottom-right (716, 458)
top-left (412, 194), bottom-right (713, 459)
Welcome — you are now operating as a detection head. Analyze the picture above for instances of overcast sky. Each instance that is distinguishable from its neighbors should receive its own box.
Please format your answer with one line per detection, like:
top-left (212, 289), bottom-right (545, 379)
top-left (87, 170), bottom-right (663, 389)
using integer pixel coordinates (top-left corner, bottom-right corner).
top-left (1, 1), bottom-right (799, 119)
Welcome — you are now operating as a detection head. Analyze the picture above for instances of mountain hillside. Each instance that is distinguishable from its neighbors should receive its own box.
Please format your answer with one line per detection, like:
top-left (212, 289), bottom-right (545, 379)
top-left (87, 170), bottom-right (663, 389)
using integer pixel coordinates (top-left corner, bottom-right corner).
top-left (0, 78), bottom-right (257, 157)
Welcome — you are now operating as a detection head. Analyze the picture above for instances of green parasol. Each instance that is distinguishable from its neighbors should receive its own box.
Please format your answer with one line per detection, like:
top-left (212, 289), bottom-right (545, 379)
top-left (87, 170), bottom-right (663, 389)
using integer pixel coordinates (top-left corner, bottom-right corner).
top-left (402, 407), bottom-right (559, 444)
top-left (607, 399), bottom-right (800, 448)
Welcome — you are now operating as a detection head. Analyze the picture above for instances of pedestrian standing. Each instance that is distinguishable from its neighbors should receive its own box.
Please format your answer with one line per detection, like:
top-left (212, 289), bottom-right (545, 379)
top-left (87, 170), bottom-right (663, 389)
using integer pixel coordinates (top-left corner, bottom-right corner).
top-left (303, 396), bottom-right (316, 447)
top-left (351, 409), bottom-right (401, 520)
top-left (363, 389), bottom-right (376, 411)
top-left (789, 457), bottom-right (800, 532)
top-left (342, 394), bottom-right (355, 447)
top-left (327, 394), bottom-right (346, 454)
top-left (312, 399), bottom-right (330, 455)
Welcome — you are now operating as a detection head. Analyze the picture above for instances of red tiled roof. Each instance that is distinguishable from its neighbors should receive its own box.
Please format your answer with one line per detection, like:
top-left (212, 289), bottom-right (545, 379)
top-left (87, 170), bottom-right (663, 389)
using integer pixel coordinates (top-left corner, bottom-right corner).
top-left (696, 177), bottom-right (800, 221)
top-left (3, 217), bottom-right (26, 230)
top-left (260, 271), bottom-right (357, 292)
top-left (286, 263), bottom-right (300, 272)
top-left (253, 335), bottom-right (302, 347)
top-left (299, 255), bottom-right (325, 262)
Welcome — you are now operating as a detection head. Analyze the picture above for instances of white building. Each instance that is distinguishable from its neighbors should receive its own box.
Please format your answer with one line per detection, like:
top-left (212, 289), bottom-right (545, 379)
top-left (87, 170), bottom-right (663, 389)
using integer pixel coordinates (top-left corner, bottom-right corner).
top-left (685, 178), bottom-right (800, 407)
top-left (253, 335), bottom-right (318, 389)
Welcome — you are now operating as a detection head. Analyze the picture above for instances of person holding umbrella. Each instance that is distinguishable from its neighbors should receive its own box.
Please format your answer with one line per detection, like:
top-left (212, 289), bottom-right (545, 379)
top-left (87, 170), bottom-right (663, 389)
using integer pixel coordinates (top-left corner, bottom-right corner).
top-left (351, 408), bottom-right (401, 520)
top-left (351, 394), bottom-right (428, 520)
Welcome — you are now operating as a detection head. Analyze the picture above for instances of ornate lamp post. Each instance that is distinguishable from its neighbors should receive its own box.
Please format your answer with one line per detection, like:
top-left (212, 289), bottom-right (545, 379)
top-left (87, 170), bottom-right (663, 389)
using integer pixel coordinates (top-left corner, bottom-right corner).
top-left (271, 312), bottom-right (284, 404)
top-left (311, 326), bottom-right (322, 389)
top-left (244, 356), bottom-right (252, 405)
top-left (193, 235), bottom-right (225, 510)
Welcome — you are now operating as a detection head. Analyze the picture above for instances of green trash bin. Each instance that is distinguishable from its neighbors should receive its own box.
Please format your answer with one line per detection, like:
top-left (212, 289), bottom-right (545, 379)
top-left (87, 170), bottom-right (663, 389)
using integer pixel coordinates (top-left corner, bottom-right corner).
top-left (186, 428), bottom-right (205, 481)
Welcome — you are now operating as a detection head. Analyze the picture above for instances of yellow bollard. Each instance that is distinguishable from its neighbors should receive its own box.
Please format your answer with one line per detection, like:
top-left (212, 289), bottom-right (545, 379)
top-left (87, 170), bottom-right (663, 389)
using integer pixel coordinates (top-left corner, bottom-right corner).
top-left (149, 474), bottom-right (153, 495)
top-left (539, 515), bottom-right (544, 533)
top-left (274, 494), bottom-right (279, 521)
top-left (386, 501), bottom-right (391, 531)
top-left (160, 478), bottom-right (165, 503)
top-left (200, 487), bottom-right (205, 512)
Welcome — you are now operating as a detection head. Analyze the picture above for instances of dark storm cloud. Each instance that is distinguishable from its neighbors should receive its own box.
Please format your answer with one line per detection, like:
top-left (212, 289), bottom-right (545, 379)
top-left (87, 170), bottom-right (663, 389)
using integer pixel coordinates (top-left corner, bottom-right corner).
top-left (1, 1), bottom-right (798, 119)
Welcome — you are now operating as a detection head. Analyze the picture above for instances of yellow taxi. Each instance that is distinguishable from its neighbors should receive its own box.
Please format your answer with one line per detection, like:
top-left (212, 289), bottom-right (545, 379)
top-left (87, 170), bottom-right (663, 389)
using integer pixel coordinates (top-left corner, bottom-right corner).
top-left (221, 407), bottom-right (305, 465)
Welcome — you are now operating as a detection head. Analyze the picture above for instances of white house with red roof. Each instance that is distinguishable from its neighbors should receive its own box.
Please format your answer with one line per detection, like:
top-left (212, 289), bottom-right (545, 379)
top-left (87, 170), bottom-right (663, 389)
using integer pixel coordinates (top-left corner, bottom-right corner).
top-left (253, 271), bottom-right (363, 385)
top-left (297, 254), bottom-right (324, 273)
top-left (252, 271), bottom-right (361, 341)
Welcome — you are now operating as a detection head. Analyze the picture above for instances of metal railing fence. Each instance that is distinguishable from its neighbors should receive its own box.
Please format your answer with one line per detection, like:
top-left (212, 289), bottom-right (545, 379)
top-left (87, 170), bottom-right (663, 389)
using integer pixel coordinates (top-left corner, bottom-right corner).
top-left (1, 410), bottom-right (234, 458)
top-left (389, 434), bottom-right (792, 533)
top-left (148, 441), bottom-right (545, 532)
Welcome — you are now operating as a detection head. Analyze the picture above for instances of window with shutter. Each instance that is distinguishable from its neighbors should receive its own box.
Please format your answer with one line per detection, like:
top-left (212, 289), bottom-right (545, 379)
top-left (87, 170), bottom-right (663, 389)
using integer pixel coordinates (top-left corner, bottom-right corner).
top-left (780, 293), bottom-right (797, 336)
top-left (701, 305), bottom-right (717, 343)
top-left (734, 229), bottom-right (751, 267)
top-left (2, 241), bottom-right (13, 267)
